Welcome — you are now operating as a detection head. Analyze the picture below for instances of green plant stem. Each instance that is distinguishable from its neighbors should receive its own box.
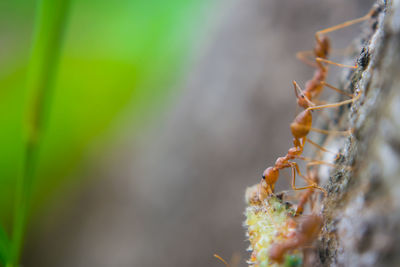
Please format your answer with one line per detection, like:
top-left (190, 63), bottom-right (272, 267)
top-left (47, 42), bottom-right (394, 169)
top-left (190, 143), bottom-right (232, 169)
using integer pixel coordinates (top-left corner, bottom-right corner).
top-left (9, 0), bottom-right (70, 265)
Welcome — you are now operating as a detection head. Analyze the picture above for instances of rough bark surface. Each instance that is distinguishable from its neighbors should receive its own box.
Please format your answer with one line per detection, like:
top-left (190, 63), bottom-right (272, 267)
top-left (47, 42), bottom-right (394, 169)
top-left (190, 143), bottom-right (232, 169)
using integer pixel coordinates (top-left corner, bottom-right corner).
top-left (318, 1), bottom-right (400, 266)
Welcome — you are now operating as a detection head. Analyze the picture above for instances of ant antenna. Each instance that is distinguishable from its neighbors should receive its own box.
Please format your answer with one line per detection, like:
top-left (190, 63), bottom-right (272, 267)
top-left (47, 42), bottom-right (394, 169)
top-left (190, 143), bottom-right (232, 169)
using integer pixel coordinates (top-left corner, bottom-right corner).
top-left (214, 254), bottom-right (230, 267)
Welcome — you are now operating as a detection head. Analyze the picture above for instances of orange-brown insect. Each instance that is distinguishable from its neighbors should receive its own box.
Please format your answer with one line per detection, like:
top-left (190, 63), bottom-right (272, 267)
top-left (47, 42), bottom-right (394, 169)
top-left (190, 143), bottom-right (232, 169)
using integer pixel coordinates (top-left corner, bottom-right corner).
top-left (258, 7), bottom-right (378, 200)
top-left (243, 6), bottom-right (382, 267)
top-left (261, 124), bottom-right (323, 196)
top-left (268, 214), bottom-right (323, 263)
top-left (295, 6), bottom-right (377, 108)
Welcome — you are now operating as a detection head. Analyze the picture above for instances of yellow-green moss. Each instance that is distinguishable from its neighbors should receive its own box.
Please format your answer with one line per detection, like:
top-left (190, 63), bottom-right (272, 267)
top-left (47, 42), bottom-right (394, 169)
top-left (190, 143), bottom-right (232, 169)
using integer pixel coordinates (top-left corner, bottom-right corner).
top-left (244, 194), bottom-right (302, 267)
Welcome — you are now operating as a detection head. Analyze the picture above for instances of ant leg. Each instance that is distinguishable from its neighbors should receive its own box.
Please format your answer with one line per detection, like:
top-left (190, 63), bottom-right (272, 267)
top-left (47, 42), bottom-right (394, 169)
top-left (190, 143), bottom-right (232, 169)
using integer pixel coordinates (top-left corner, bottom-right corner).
top-left (296, 48), bottom-right (352, 67)
top-left (293, 76), bottom-right (351, 124)
top-left (295, 189), bottom-right (314, 215)
top-left (296, 50), bottom-right (318, 68)
top-left (291, 162), bottom-right (314, 184)
top-left (290, 163), bottom-right (327, 195)
top-left (315, 8), bottom-right (376, 44)
top-left (314, 8), bottom-right (376, 64)
top-left (306, 160), bottom-right (335, 168)
top-left (214, 254), bottom-right (230, 267)
top-left (305, 92), bottom-right (361, 140)
top-left (310, 127), bottom-right (352, 136)
top-left (320, 81), bottom-right (353, 98)
top-left (293, 81), bottom-right (353, 110)
top-left (300, 156), bottom-right (353, 171)
top-left (307, 91), bottom-right (361, 111)
top-left (305, 137), bottom-right (340, 157)
top-left (308, 110), bottom-right (348, 158)
top-left (314, 129), bottom-right (338, 157)
top-left (290, 166), bottom-right (315, 190)
top-left (304, 137), bottom-right (345, 171)
top-left (290, 166), bottom-right (327, 196)
top-left (292, 162), bottom-right (329, 196)
top-left (296, 154), bottom-right (353, 178)
top-left (316, 57), bottom-right (357, 69)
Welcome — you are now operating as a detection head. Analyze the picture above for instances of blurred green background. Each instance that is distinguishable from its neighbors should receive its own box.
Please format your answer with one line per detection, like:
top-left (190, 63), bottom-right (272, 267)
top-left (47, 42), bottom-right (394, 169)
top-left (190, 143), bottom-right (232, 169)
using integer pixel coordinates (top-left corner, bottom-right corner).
top-left (0, 0), bottom-right (211, 264)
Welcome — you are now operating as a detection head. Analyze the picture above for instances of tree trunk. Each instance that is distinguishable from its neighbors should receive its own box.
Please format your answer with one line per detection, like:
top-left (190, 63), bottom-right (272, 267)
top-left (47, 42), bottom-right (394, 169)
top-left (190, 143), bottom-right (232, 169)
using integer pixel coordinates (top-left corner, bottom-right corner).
top-left (318, 1), bottom-right (400, 266)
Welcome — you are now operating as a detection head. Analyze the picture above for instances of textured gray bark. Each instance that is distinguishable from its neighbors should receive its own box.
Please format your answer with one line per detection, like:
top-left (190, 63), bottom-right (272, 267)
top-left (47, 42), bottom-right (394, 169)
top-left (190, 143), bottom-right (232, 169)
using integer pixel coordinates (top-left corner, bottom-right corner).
top-left (318, 1), bottom-right (400, 266)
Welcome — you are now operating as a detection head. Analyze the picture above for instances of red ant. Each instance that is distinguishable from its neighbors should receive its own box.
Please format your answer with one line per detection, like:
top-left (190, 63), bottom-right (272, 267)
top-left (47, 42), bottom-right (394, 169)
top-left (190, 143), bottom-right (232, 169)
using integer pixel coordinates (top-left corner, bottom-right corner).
top-left (294, 7), bottom-right (378, 109)
top-left (294, 6), bottom-right (378, 109)
top-left (268, 214), bottom-right (323, 263)
top-left (259, 93), bottom-right (352, 198)
top-left (258, 7), bottom-right (378, 200)
top-left (242, 6), bottom-right (381, 267)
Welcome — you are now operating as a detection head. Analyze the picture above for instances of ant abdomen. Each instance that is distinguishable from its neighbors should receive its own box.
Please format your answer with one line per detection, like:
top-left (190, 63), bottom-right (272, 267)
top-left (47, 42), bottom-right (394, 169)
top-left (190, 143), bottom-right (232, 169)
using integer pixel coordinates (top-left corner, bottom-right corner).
top-left (290, 110), bottom-right (312, 139)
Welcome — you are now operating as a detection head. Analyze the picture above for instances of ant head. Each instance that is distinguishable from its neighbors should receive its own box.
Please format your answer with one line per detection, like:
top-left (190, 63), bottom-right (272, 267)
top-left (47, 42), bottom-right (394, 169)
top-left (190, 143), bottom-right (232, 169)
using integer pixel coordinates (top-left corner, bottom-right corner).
top-left (296, 94), bottom-right (311, 109)
top-left (263, 167), bottom-right (279, 188)
top-left (293, 80), bottom-right (313, 109)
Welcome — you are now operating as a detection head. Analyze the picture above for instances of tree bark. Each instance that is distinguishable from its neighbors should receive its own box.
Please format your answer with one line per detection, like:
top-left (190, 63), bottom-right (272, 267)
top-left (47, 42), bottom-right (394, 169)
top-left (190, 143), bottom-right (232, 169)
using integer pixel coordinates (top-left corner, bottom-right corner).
top-left (318, 1), bottom-right (400, 266)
